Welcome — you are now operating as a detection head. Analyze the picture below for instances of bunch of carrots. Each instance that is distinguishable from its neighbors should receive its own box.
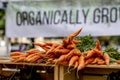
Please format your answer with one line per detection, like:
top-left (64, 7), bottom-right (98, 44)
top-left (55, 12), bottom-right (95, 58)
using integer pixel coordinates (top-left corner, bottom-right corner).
top-left (10, 49), bottom-right (46, 63)
top-left (10, 28), bottom-right (110, 72)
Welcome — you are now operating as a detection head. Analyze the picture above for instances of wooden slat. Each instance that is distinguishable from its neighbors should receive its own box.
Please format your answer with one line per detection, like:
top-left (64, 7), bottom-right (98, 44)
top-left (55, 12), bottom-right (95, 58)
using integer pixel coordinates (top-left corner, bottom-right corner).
top-left (54, 65), bottom-right (59, 80)
top-left (83, 68), bottom-right (119, 74)
top-left (86, 63), bottom-right (120, 69)
top-left (0, 59), bottom-right (56, 80)
top-left (1, 58), bottom-right (120, 80)
top-left (0, 58), bottom-right (120, 69)
top-left (59, 65), bottom-right (79, 80)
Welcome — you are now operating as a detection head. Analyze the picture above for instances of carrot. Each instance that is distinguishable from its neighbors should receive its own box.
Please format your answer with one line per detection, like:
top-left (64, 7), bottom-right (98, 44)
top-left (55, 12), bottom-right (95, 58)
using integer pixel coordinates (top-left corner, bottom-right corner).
top-left (74, 61), bottom-right (78, 69)
top-left (25, 54), bottom-right (37, 62)
top-left (47, 58), bottom-right (54, 62)
top-left (44, 42), bottom-right (54, 46)
top-left (103, 53), bottom-right (110, 65)
top-left (54, 49), bottom-right (70, 56)
top-left (62, 39), bottom-right (80, 48)
top-left (55, 49), bottom-right (80, 65)
top-left (68, 56), bottom-right (78, 73)
top-left (91, 57), bottom-right (100, 64)
top-left (93, 49), bottom-right (103, 57)
top-left (62, 39), bottom-right (69, 47)
top-left (11, 54), bottom-right (26, 59)
top-left (68, 28), bottom-right (82, 44)
top-left (60, 60), bottom-right (68, 65)
top-left (97, 59), bottom-right (105, 65)
top-left (65, 49), bottom-right (81, 61)
top-left (41, 46), bottom-right (50, 51)
top-left (34, 43), bottom-right (46, 48)
top-left (36, 51), bottom-right (45, 58)
top-left (12, 56), bottom-right (26, 63)
top-left (116, 60), bottom-right (120, 64)
top-left (73, 49), bottom-right (81, 56)
top-left (28, 55), bottom-right (40, 63)
top-left (95, 40), bottom-right (101, 50)
top-left (11, 56), bottom-right (20, 59)
top-left (77, 56), bottom-right (85, 79)
top-left (26, 48), bottom-right (40, 54)
top-left (85, 50), bottom-right (95, 59)
top-left (10, 52), bottom-right (23, 56)
top-left (69, 56), bottom-right (79, 67)
top-left (54, 55), bottom-right (67, 64)
top-left (36, 58), bottom-right (43, 63)
top-left (64, 49), bottom-right (75, 60)
top-left (77, 56), bottom-right (85, 71)
top-left (53, 44), bottom-right (64, 53)
top-left (85, 57), bottom-right (94, 65)
top-left (46, 43), bottom-right (59, 55)
top-left (55, 49), bottom-right (77, 64)
top-left (72, 40), bottom-right (81, 44)
top-left (34, 43), bottom-right (51, 51)
top-left (67, 43), bottom-right (76, 49)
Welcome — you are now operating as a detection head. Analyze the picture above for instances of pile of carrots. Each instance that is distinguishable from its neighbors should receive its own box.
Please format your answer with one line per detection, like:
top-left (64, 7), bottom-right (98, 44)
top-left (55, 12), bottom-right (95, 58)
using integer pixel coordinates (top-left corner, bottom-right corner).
top-left (83, 40), bottom-right (110, 66)
top-left (10, 49), bottom-right (46, 63)
top-left (10, 28), bottom-right (110, 72)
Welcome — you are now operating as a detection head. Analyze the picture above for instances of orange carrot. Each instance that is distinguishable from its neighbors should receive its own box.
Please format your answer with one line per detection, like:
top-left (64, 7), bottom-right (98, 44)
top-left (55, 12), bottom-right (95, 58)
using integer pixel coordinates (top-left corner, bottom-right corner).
top-left (77, 56), bottom-right (85, 71)
top-left (77, 56), bottom-right (85, 79)
top-left (68, 56), bottom-right (79, 73)
top-left (69, 56), bottom-right (79, 67)
top-left (95, 40), bottom-right (101, 50)
top-left (41, 46), bottom-right (50, 51)
top-left (73, 49), bottom-right (81, 56)
top-left (60, 60), bottom-right (68, 65)
top-left (64, 49), bottom-right (75, 60)
top-left (44, 42), bottom-right (54, 46)
top-left (10, 52), bottom-right (23, 56)
top-left (34, 43), bottom-right (51, 51)
top-left (97, 59), bottom-right (105, 65)
top-left (93, 49), bottom-right (103, 57)
top-left (28, 55), bottom-right (40, 63)
top-left (47, 58), bottom-right (54, 62)
top-left (36, 51), bottom-right (44, 55)
top-left (85, 57), bottom-right (94, 65)
top-left (116, 60), bottom-right (120, 64)
top-left (68, 28), bottom-right (82, 44)
top-left (72, 40), bottom-right (81, 44)
top-left (36, 58), bottom-right (43, 63)
top-left (26, 48), bottom-right (40, 55)
top-left (46, 43), bottom-right (59, 55)
top-left (62, 39), bottom-right (69, 47)
top-left (103, 53), bottom-right (110, 65)
top-left (54, 55), bottom-right (67, 64)
top-left (12, 56), bottom-right (26, 63)
top-left (91, 57), bottom-right (100, 64)
top-left (67, 43), bottom-right (76, 49)
top-left (55, 49), bottom-right (77, 64)
top-left (54, 49), bottom-right (70, 56)
top-left (85, 50), bottom-right (95, 59)
top-left (11, 54), bottom-right (26, 59)
top-left (25, 54), bottom-right (36, 62)
top-left (74, 61), bottom-right (78, 69)
top-left (65, 49), bottom-right (81, 61)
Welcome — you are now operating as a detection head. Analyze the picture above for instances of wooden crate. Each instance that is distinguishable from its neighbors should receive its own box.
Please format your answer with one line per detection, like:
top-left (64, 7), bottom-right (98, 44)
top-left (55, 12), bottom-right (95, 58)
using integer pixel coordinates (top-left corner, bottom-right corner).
top-left (0, 59), bottom-right (59, 80)
top-left (58, 64), bottom-right (120, 80)
top-left (1, 58), bottom-right (120, 80)
top-left (59, 65), bottom-right (80, 80)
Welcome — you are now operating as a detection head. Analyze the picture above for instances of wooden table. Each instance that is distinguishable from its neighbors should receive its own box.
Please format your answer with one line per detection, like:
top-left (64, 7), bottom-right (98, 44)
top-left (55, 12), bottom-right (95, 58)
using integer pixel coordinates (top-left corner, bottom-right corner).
top-left (0, 57), bottom-right (120, 80)
top-left (59, 63), bottom-right (120, 80)
top-left (0, 58), bottom-right (59, 80)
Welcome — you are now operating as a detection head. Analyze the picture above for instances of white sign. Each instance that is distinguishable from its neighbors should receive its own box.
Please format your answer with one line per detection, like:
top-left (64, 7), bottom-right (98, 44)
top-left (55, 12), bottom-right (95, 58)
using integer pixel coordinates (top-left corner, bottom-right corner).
top-left (6, 1), bottom-right (120, 37)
